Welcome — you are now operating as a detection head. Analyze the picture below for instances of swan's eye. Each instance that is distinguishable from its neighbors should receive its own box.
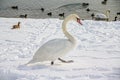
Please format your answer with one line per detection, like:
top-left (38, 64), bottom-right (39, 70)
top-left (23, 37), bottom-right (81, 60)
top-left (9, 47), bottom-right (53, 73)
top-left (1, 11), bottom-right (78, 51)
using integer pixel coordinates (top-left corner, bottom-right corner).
top-left (76, 18), bottom-right (82, 25)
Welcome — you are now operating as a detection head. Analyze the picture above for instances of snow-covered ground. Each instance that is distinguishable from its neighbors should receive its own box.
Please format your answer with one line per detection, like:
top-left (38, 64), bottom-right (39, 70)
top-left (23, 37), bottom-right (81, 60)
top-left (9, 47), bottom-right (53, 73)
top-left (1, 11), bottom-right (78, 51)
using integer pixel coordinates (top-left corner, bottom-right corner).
top-left (0, 17), bottom-right (120, 80)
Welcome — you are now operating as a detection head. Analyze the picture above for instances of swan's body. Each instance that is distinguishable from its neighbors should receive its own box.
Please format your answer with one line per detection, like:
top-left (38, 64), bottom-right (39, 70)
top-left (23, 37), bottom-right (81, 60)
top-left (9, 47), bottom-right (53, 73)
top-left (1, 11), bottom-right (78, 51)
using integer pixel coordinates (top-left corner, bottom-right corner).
top-left (27, 14), bottom-right (82, 65)
top-left (94, 10), bottom-right (110, 21)
top-left (28, 39), bottom-right (74, 63)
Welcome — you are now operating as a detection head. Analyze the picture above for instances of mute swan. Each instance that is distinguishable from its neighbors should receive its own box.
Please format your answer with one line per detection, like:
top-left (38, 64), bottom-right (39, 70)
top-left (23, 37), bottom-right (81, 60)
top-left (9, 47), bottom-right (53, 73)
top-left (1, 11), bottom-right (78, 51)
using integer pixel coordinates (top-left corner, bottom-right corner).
top-left (94, 10), bottom-right (110, 21)
top-left (27, 14), bottom-right (82, 65)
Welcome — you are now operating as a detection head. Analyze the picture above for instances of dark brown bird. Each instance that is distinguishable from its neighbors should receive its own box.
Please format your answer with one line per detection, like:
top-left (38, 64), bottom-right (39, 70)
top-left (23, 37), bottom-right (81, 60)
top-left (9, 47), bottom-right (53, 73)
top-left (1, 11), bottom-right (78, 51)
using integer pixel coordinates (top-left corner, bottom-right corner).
top-left (117, 12), bottom-right (120, 15)
top-left (11, 6), bottom-right (18, 10)
top-left (11, 22), bottom-right (21, 29)
top-left (19, 14), bottom-right (27, 18)
top-left (113, 16), bottom-right (117, 21)
top-left (86, 8), bottom-right (90, 12)
top-left (91, 13), bottom-right (95, 19)
top-left (59, 13), bottom-right (65, 17)
top-left (47, 12), bottom-right (52, 16)
top-left (40, 8), bottom-right (44, 12)
top-left (82, 3), bottom-right (89, 6)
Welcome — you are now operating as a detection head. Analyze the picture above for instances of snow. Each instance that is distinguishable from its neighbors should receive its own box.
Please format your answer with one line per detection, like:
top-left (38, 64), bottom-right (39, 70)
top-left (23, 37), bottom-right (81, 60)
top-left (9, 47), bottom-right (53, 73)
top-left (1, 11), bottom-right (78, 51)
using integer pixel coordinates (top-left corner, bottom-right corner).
top-left (0, 17), bottom-right (120, 80)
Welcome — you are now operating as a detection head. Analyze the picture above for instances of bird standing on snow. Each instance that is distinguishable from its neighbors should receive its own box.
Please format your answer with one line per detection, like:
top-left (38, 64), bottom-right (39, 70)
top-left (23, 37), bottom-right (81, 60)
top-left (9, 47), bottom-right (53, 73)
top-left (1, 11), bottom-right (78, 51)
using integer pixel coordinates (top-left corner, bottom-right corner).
top-left (11, 22), bottom-right (21, 29)
top-left (27, 14), bottom-right (83, 65)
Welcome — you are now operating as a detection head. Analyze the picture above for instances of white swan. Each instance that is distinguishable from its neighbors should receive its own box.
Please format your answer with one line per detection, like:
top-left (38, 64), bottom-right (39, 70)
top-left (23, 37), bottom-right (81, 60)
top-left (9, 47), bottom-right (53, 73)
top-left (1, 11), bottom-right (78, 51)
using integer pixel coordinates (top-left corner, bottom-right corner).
top-left (27, 14), bottom-right (82, 65)
top-left (94, 10), bottom-right (110, 21)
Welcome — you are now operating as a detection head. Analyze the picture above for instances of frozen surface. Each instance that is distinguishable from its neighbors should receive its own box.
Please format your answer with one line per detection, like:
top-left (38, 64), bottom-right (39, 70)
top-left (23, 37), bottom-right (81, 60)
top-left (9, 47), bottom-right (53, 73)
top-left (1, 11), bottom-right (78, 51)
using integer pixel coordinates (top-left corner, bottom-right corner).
top-left (0, 17), bottom-right (120, 80)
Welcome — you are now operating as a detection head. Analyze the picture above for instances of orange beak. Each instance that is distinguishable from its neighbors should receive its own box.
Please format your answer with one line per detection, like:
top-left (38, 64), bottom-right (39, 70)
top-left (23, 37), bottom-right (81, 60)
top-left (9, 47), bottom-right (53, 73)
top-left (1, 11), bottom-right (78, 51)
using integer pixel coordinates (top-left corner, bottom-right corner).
top-left (77, 18), bottom-right (83, 25)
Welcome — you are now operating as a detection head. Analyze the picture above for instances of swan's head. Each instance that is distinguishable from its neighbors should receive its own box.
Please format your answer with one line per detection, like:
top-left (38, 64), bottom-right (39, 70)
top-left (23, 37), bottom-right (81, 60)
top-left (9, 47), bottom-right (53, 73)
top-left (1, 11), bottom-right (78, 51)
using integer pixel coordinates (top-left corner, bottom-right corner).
top-left (65, 14), bottom-right (83, 25)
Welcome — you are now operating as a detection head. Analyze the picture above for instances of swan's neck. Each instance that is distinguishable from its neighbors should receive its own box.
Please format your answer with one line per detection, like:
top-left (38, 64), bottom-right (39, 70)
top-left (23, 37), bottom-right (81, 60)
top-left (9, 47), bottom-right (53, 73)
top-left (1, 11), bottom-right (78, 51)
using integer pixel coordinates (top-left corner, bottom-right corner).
top-left (106, 11), bottom-right (110, 21)
top-left (62, 19), bottom-right (77, 45)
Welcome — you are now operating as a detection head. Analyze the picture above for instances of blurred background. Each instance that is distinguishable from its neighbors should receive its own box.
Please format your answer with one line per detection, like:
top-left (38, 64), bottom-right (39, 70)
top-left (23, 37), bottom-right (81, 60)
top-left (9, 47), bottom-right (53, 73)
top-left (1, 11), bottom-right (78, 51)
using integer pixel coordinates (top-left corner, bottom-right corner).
top-left (0, 0), bottom-right (120, 20)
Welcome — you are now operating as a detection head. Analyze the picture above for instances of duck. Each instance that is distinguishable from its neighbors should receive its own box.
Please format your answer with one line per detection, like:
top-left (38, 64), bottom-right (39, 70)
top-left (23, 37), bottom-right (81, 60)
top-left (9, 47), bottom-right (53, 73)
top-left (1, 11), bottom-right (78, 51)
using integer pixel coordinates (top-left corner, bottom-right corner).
top-left (101, 0), bottom-right (108, 5)
top-left (117, 12), bottom-right (120, 15)
top-left (91, 13), bottom-right (95, 20)
top-left (19, 14), bottom-right (27, 18)
top-left (11, 22), bottom-right (21, 29)
top-left (113, 16), bottom-right (117, 21)
top-left (82, 3), bottom-right (89, 6)
top-left (40, 8), bottom-right (44, 12)
top-left (86, 8), bottom-right (90, 12)
top-left (26, 14), bottom-right (83, 65)
top-left (59, 13), bottom-right (65, 17)
top-left (47, 12), bottom-right (52, 16)
top-left (11, 6), bottom-right (18, 10)
top-left (94, 10), bottom-right (110, 21)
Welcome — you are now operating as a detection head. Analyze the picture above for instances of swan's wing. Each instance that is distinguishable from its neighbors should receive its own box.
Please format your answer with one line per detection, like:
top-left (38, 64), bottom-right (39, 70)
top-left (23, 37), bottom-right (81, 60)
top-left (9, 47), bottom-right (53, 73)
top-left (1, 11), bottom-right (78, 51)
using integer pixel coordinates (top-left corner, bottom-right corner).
top-left (33, 39), bottom-right (73, 60)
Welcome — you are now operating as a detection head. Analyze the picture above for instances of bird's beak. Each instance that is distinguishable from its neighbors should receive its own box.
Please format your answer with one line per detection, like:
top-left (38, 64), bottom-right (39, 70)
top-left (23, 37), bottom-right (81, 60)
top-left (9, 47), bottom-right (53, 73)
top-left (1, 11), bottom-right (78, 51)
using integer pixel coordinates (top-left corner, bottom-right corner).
top-left (77, 18), bottom-right (83, 25)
